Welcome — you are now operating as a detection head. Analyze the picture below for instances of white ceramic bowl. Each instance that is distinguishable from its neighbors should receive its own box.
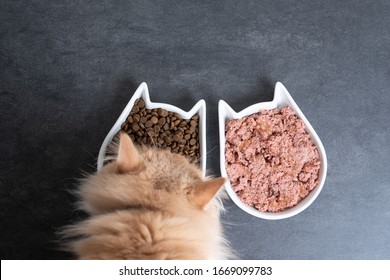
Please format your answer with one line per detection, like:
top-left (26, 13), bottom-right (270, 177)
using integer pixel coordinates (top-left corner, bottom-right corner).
top-left (219, 82), bottom-right (327, 220)
top-left (97, 82), bottom-right (207, 177)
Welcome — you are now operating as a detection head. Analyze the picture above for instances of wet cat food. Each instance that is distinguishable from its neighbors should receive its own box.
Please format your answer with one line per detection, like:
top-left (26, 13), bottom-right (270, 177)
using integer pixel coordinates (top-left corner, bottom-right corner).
top-left (225, 106), bottom-right (321, 212)
top-left (120, 98), bottom-right (200, 163)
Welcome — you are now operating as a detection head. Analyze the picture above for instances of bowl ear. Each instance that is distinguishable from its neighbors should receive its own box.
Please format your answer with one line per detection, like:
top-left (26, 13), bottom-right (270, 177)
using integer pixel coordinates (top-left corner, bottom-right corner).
top-left (273, 81), bottom-right (289, 105)
top-left (97, 82), bottom-right (150, 171)
top-left (218, 100), bottom-right (238, 120)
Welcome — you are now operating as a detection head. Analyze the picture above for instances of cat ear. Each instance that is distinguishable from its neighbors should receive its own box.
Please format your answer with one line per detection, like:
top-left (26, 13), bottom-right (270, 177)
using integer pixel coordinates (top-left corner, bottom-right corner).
top-left (116, 132), bottom-right (141, 173)
top-left (191, 177), bottom-right (226, 209)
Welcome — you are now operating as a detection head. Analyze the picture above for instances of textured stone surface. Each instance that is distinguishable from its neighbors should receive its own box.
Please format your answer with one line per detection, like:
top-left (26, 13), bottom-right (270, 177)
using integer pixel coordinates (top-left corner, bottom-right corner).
top-left (1, 0), bottom-right (389, 259)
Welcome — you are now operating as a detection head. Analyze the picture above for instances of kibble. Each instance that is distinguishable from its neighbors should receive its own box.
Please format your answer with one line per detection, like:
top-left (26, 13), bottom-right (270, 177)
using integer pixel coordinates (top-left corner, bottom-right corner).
top-left (119, 98), bottom-right (200, 163)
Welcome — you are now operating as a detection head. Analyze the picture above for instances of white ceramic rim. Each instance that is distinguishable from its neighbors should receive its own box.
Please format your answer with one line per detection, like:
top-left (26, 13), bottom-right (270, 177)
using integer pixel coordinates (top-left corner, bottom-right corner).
top-left (218, 82), bottom-right (328, 220)
top-left (97, 82), bottom-right (207, 177)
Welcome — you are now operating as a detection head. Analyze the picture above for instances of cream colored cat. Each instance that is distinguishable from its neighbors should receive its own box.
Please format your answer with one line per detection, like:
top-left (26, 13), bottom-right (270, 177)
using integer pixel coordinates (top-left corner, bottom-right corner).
top-left (61, 133), bottom-right (232, 259)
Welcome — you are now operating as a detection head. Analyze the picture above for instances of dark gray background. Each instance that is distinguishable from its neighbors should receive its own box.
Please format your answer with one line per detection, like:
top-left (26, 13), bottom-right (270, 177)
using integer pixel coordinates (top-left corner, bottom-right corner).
top-left (1, 0), bottom-right (389, 259)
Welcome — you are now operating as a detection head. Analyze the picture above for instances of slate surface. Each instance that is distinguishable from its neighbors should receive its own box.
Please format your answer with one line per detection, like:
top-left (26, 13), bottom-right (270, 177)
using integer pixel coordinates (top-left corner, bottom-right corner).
top-left (1, 0), bottom-right (389, 259)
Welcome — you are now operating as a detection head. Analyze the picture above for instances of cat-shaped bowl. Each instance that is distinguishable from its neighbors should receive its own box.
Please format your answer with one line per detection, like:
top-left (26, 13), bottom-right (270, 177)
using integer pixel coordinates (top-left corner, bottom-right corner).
top-left (218, 82), bottom-right (327, 220)
top-left (97, 82), bottom-right (207, 177)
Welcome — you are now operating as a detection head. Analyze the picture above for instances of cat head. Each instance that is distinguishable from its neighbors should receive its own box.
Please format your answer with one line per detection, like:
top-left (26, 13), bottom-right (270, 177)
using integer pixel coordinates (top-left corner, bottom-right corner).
top-left (77, 133), bottom-right (226, 215)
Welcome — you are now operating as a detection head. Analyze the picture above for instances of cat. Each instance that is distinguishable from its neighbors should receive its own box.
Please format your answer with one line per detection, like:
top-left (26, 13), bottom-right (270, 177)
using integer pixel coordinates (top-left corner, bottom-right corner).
top-left (60, 132), bottom-right (233, 259)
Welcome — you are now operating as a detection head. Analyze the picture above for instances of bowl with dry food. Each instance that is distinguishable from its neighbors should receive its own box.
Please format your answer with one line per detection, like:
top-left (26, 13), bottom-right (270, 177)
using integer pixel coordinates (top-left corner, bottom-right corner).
top-left (97, 82), bottom-right (206, 176)
top-left (219, 82), bottom-right (327, 220)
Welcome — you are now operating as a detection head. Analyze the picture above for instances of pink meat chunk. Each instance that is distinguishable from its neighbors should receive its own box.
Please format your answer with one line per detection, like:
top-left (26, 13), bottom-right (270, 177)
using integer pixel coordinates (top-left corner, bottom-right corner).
top-left (225, 106), bottom-right (321, 212)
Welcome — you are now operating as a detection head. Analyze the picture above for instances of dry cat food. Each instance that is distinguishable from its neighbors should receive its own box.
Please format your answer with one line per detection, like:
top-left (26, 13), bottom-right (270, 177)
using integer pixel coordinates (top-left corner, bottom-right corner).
top-left (225, 106), bottom-right (321, 212)
top-left (120, 98), bottom-right (200, 163)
